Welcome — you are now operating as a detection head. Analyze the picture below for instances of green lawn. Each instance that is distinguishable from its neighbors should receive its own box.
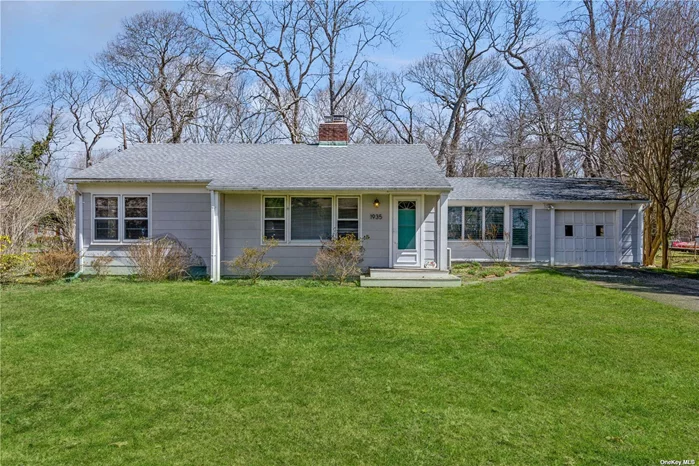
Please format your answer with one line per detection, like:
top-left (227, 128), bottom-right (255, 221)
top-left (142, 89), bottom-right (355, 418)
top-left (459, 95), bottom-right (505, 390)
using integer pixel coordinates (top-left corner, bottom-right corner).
top-left (2, 272), bottom-right (698, 465)
top-left (651, 250), bottom-right (699, 279)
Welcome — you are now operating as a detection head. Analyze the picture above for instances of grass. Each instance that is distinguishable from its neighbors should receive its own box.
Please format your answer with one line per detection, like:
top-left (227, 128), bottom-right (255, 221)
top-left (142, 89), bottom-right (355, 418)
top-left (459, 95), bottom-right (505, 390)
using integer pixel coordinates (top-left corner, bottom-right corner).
top-left (647, 250), bottom-right (699, 279)
top-left (2, 272), bottom-right (698, 465)
top-left (451, 261), bottom-right (518, 282)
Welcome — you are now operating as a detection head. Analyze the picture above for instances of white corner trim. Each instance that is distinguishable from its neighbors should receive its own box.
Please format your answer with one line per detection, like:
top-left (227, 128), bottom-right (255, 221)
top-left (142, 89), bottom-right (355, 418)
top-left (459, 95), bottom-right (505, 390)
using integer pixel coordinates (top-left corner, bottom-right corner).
top-left (420, 194), bottom-right (425, 268)
top-left (549, 207), bottom-right (556, 265)
top-left (77, 190), bottom-right (84, 272)
top-left (210, 191), bottom-right (221, 282)
top-left (530, 206), bottom-right (536, 262)
top-left (388, 194), bottom-right (393, 266)
top-left (439, 192), bottom-right (449, 271)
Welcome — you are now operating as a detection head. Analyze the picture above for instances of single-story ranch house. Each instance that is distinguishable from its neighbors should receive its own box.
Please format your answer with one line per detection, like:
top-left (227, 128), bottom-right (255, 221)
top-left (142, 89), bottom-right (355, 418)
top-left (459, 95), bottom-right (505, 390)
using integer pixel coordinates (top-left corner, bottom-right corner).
top-left (66, 118), bottom-right (648, 284)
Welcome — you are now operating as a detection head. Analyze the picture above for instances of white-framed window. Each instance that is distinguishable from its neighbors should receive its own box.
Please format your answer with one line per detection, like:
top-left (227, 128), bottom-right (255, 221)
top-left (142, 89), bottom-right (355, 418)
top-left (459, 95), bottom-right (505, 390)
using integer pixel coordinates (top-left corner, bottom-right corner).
top-left (124, 196), bottom-right (149, 241)
top-left (446, 206), bottom-right (503, 241)
top-left (263, 196), bottom-right (286, 240)
top-left (336, 197), bottom-right (359, 238)
top-left (261, 195), bottom-right (362, 244)
top-left (94, 196), bottom-right (119, 241)
top-left (447, 206), bottom-right (462, 240)
top-left (93, 194), bottom-right (150, 243)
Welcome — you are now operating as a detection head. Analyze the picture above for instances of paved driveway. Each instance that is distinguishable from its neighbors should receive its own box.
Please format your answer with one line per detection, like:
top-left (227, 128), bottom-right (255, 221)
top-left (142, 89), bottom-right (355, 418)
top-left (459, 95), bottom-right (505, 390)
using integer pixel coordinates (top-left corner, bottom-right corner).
top-left (559, 267), bottom-right (699, 312)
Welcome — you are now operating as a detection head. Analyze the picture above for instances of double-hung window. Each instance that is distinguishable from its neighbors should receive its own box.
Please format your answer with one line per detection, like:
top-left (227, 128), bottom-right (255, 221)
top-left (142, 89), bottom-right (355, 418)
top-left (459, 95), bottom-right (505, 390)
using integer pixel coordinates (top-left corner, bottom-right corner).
top-left (93, 195), bottom-right (150, 242)
top-left (263, 197), bottom-right (286, 240)
top-left (337, 197), bottom-right (359, 238)
top-left (94, 196), bottom-right (119, 241)
top-left (124, 197), bottom-right (149, 240)
top-left (447, 206), bottom-right (503, 241)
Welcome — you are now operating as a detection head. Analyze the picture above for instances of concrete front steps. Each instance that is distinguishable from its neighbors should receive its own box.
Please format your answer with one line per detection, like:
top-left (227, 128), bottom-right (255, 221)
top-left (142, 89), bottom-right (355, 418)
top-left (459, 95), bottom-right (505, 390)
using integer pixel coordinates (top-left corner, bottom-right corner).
top-left (360, 268), bottom-right (462, 288)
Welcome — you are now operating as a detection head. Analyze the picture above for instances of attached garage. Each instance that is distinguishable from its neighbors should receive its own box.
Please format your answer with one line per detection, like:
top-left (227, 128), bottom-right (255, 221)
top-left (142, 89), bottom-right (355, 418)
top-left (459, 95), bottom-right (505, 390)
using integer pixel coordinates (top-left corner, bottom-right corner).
top-left (446, 177), bottom-right (648, 267)
top-left (554, 210), bottom-right (616, 265)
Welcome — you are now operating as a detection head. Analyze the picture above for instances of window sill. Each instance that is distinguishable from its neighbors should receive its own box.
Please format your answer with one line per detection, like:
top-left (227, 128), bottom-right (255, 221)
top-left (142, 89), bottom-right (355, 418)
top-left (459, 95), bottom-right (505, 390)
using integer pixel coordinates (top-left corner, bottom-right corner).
top-left (447, 239), bottom-right (507, 243)
top-left (265, 241), bottom-right (325, 247)
top-left (91, 240), bottom-right (146, 246)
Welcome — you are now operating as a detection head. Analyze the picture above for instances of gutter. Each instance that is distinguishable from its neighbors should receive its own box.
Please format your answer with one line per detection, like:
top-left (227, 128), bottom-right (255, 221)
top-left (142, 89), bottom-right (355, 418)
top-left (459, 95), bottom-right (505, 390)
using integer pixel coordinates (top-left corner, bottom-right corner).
top-left (64, 179), bottom-right (454, 193)
top-left (65, 178), bottom-right (212, 184)
top-left (206, 185), bottom-right (454, 192)
top-left (446, 198), bottom-right (649, 204)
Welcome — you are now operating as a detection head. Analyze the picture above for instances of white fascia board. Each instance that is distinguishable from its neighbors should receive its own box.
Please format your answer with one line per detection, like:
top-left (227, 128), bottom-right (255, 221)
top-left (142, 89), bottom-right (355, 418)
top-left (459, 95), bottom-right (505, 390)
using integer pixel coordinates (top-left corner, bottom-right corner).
top-left (77, 182), bottom-right (209, 194)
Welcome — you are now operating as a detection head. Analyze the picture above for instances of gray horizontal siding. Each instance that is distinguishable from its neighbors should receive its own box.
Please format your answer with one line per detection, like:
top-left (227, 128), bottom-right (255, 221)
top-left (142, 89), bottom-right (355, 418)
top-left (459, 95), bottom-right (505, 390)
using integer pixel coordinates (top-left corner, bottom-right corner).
top-left (83, 246), bottom-right (133, 275)
top-left (423, 195), bottom-right (437, 262)
top-left (78, 192), bottom-right (211, 275)
top-left (152, 193), bottom-right (211, 269)
top-left (222, 193), bottom-right (390, 276)
top-left (448, 241), bottom-right (508, 261)
top-left (360, 194), bottom-right (390, 269)
top-left (534, 208), bottom-right (551, 262)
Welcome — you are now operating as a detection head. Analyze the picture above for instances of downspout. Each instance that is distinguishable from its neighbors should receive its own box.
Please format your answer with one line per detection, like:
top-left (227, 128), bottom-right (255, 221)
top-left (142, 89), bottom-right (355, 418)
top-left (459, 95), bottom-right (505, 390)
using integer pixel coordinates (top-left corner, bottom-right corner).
top-left (76, 187), bottom-right (84, 273)
top-left (210, 191), bottom-right (220, 282)
top-left (548, 204), bottom-right (555, 266)
top-left (638, 203), bottom-right (646, 266)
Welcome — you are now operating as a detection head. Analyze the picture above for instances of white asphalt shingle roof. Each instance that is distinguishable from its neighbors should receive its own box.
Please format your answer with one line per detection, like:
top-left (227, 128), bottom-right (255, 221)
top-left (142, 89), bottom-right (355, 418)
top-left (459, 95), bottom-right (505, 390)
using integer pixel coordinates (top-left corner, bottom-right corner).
top-left (66, 143), bottom-right (452, 191)
top-left (448, 177), bottom-right (648, 202)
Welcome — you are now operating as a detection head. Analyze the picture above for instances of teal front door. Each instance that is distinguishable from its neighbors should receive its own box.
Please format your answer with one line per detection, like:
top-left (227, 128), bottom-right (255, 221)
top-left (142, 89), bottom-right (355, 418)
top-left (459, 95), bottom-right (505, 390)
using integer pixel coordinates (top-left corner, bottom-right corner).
top-left (393, 198), bottom-right (420, 267)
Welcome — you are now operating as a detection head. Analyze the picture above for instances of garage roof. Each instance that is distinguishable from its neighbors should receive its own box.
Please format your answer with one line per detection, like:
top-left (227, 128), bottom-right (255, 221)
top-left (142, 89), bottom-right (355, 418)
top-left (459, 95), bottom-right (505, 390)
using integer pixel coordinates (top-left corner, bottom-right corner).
top-left (448, 177), bottom-right (648, 202)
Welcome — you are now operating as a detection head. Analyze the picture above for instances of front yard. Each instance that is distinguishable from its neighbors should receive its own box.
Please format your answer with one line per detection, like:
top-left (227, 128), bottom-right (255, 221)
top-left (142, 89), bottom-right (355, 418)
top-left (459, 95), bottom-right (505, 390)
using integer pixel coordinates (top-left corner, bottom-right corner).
top-left (2, 272), bottom-right (698, 465)
top-left (649, 250), bottom-right (699, 279)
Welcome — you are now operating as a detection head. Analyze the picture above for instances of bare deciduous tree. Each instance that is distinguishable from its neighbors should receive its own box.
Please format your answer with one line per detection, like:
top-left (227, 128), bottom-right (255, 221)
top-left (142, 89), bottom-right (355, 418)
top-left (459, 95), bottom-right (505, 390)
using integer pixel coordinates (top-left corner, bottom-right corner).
top-left (0, 165), bottom-right (55, 252)
top-left (194, 0), bottom-right (322, 143)
top-left (561, 0), bottom-right (643, 177)
top-left (610, 1), bottom-right (699, 268)
top-left (310, 0), bottom-right (400, 116)
top-left (96, 10), bottom-right (212, 144)
top-left (48, 70), bottom-right (121, 167)
top-left (496, 0), bottom-right (569, 177)
top-left (408, 0), bottom-right (502, 176)
top-left (364, 71), bottom-right (420, 144)
top-left (188, 75), bottom-right (281, 144)
top-left (0, 73), bottom-right (36, 147)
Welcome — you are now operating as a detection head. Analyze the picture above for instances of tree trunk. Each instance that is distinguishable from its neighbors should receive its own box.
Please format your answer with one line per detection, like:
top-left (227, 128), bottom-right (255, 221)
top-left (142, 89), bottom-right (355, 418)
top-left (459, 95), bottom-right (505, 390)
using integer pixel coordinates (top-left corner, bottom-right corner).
top-left (438, 90), bottom-right (467, 176)
top-left (660, 208), bottom-right (670, 269)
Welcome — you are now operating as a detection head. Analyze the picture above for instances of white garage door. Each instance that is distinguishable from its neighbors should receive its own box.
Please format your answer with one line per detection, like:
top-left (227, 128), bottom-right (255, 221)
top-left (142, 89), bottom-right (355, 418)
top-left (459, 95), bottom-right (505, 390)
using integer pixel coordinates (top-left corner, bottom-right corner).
top-left (555, 211), bottom-right (616, 265)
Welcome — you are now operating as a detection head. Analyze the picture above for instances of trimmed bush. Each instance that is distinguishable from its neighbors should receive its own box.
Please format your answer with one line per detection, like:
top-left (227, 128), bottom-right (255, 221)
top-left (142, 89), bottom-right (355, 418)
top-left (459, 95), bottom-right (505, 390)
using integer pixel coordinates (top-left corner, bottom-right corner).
top-left (33, 250), bottom-right (78, 280)
top-left (313, 234), bottom-right (365, 285)
top-left (225, 238), bottom-right (278, 284)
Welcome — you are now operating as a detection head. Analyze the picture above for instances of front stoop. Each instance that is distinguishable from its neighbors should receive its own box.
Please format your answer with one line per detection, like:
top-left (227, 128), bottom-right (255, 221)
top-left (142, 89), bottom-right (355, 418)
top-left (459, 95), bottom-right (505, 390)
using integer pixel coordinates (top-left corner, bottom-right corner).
top-left (360, 268), bottom-right (461, 288)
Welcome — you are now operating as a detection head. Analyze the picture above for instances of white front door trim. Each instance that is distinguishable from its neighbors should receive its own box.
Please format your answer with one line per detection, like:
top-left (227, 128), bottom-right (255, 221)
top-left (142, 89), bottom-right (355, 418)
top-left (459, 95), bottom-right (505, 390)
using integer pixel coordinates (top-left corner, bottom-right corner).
top-left (392, 196), bottom-right (422, 268)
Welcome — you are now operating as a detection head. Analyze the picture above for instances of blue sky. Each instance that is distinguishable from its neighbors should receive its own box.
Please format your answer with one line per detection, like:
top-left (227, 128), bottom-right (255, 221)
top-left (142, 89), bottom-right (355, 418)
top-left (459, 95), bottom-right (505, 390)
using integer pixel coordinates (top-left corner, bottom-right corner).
top-left (2, 0), bottom-right (571, 83)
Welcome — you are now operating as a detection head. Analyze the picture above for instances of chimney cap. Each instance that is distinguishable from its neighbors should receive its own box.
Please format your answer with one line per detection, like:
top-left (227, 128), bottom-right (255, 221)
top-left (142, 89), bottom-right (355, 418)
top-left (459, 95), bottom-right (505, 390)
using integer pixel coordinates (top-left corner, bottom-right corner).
top-left (324, 114), bottom-right (345, 123)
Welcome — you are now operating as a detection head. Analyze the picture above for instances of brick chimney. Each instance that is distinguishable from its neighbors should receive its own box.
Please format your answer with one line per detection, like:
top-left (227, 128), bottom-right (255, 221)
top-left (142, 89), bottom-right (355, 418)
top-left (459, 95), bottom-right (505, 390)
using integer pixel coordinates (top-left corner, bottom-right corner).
top-left (318, 115), bottom-right (348, 146)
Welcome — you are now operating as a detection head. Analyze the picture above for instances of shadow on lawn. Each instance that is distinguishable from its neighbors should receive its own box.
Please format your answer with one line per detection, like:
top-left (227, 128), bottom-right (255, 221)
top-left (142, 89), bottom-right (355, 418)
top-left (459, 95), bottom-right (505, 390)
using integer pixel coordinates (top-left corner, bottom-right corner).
top-left (557, 266), bottom-right (699, 311)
